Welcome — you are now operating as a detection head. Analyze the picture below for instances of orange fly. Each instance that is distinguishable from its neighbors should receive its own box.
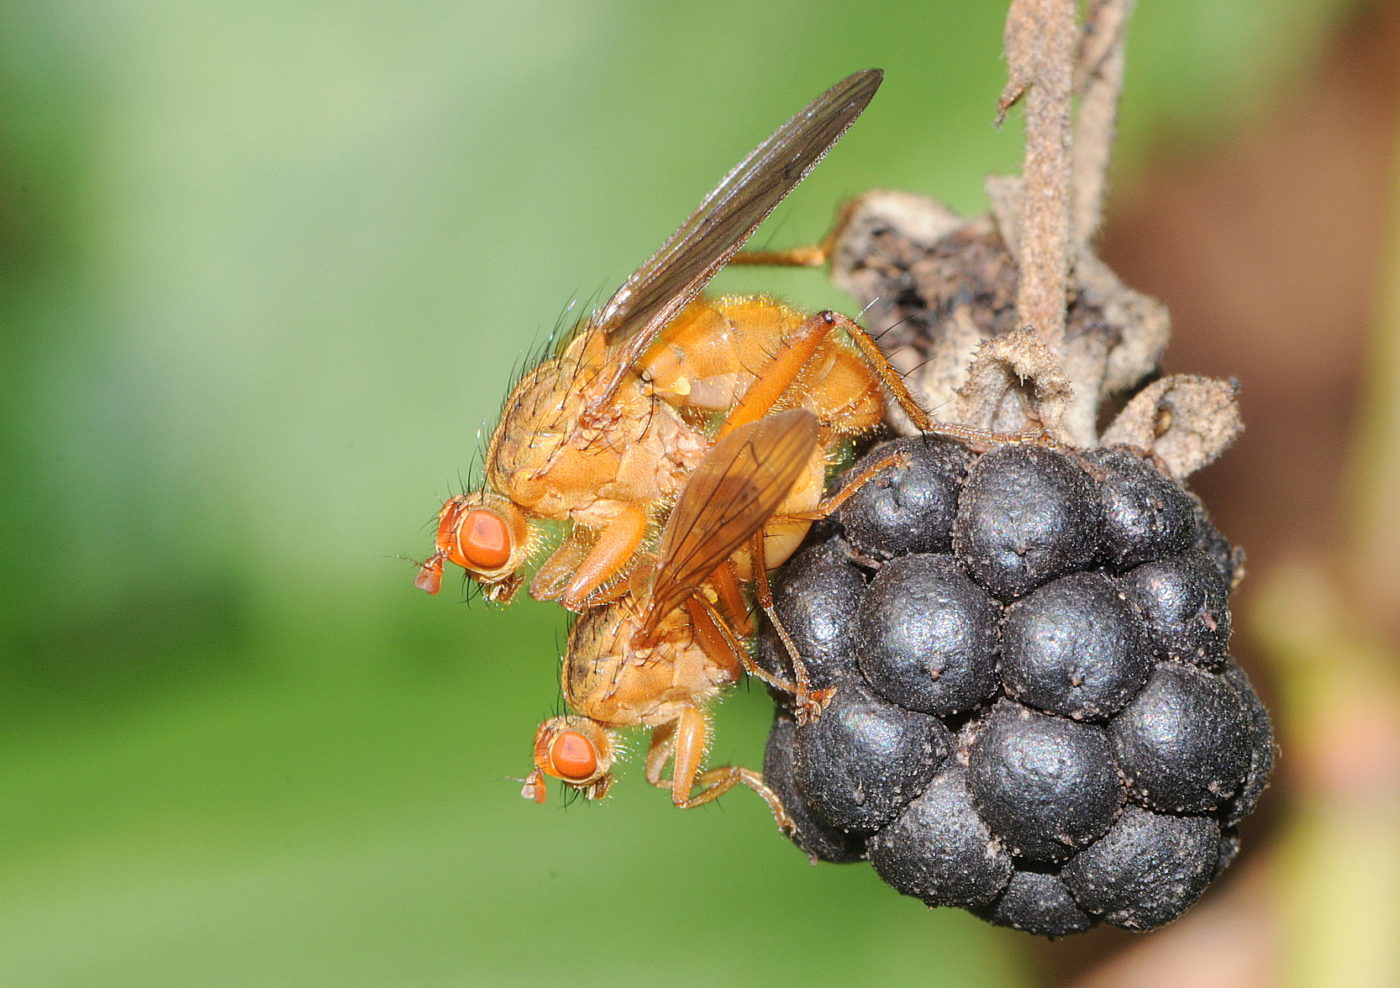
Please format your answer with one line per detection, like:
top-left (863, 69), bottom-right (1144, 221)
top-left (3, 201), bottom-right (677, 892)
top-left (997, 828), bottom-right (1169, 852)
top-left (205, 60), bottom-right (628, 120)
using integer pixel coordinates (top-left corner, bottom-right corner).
top-left (520, 409), bottom-right (907, 822)
top-left (416, 69), bottom-right (933, 609)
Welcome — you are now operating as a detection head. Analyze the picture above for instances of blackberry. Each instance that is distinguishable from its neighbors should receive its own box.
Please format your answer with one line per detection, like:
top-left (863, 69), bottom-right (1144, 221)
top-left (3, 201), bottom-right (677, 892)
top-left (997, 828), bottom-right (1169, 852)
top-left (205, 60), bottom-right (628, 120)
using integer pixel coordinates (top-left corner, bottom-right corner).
top-left (838, 436), bottom-right (973, 559)
top-left (1122, 550), bottom-right (1233, 669)
top-left (1219, 660), bottom-right (1276, 826)
top-left (763, 715), bottom-right (865, 863)
top-left (976, 867), bottom-right (1097, 938)
top-left (792, 678), bottom-right (951, 834)
top-left (1110, 663), bottom-right (1251, 814)
top-left (757, 537), bottom-right (867, 693)
top-left (1058, 806), bottom-right (1221, 932)
top-left (764, 436), bottom-right (1273, 935)
top-left (868, 765), bottom-right (1014, 908)
top-left (1191, 497), bottom-right (1246, 590)
top-left (1085, 447), bottom-right (1196, 572)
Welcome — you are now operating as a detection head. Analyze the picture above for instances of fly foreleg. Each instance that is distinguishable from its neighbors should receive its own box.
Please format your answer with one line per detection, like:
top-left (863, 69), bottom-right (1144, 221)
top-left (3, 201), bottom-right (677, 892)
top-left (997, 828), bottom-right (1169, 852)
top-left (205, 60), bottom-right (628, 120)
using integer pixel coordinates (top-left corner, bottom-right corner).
top-left (555, 503), bottom-right (649, 610)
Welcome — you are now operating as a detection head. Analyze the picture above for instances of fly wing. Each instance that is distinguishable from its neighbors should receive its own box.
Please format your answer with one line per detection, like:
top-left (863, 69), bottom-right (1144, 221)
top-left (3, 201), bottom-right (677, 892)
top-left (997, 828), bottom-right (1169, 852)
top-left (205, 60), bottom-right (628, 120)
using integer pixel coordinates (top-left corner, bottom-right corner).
top-left (643, 408), bottom-right (820, 634)
top-left (586, 70), bottom-right (882, 407)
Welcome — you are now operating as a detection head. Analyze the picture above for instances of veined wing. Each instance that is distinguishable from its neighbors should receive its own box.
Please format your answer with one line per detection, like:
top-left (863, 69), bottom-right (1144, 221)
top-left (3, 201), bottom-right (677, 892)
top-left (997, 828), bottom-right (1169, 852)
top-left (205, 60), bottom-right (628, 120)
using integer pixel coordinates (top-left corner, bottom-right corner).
top-left (643, 408), bottom-right (820, 634)
top-left (586, 70), bottom-right (882, 408)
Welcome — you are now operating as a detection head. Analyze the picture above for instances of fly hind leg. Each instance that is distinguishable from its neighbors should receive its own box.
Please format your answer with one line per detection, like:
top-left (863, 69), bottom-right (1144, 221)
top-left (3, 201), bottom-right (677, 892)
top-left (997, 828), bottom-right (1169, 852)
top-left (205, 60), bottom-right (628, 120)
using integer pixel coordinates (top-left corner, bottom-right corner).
top-left (715, 309), bottom-right (935, 439)
top-left (728, 200), bottom-right (859, 269)
top-left (645, 709), bottom-right (793, 833)
top-left (684, 592), bottom-right (832, 723)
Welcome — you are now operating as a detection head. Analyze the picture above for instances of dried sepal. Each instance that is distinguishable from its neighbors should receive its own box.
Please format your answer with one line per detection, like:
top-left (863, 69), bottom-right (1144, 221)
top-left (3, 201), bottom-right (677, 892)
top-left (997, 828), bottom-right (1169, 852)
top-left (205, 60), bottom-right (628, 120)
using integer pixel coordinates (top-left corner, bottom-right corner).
top-left (953, 330), bottom-right (1076, 443)
top-left (1100, 375), bottom-right (1244, 480)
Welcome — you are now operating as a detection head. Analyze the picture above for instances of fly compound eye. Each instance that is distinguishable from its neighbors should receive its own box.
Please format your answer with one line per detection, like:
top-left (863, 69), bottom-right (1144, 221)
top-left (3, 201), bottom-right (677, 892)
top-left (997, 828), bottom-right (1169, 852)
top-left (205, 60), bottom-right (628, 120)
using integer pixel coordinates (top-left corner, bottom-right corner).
top-left (546, 730), bottom-right (598, 783)
top-left (456, 508), bottom-right (513, 572)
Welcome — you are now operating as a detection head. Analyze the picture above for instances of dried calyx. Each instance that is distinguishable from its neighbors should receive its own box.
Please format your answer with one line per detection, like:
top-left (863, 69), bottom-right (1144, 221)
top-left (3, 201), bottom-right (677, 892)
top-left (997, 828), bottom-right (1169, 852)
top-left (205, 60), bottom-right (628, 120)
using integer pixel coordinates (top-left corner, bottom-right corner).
top-left (828, 0), bottom-right (1242, 479)
top-left (827, 188), bottom-right (1242, 480)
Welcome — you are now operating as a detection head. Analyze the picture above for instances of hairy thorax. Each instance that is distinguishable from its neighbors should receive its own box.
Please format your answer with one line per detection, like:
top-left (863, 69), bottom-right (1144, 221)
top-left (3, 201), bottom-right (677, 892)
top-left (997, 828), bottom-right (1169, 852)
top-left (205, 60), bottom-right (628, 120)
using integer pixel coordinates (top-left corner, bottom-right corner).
top-left (487, 339), bottom-right (708, 530)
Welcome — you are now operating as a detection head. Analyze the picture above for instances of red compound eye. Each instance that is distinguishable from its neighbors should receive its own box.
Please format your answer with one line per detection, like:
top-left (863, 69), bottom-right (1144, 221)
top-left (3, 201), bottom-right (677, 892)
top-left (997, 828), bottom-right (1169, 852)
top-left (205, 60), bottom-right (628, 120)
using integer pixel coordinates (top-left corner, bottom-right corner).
top-left (547, 731), bottom-right (598, 782)
top-left (456, 508), bottom-right (512, 572)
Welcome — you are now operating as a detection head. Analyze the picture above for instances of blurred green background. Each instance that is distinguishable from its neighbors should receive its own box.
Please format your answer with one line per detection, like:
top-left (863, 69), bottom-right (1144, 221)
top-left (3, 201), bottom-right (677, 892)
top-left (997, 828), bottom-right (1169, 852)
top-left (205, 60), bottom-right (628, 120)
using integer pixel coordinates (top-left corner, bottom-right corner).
top-left (3, 1), bottom-right (1392, 985)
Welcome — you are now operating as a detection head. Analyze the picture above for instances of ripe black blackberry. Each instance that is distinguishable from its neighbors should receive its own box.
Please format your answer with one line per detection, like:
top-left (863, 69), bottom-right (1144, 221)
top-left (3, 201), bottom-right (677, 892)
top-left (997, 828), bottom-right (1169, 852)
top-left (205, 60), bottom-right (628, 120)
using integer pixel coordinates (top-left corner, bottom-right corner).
top-left (761, 435), bottom-right (1274, 937)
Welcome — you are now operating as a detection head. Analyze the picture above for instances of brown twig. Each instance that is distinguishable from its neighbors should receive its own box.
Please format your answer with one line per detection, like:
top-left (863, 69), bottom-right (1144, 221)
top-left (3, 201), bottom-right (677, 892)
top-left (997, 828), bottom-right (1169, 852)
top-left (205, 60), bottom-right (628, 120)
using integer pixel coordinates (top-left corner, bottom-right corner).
top-left (1001, 0), bottom-right (1077, 348)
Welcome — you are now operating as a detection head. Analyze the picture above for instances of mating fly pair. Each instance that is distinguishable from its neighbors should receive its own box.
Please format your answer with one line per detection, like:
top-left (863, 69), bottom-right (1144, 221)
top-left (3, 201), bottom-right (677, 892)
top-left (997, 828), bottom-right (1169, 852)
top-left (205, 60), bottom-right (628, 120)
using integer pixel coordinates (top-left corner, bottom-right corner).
top-left (416, 69), bottom-right (934, 825)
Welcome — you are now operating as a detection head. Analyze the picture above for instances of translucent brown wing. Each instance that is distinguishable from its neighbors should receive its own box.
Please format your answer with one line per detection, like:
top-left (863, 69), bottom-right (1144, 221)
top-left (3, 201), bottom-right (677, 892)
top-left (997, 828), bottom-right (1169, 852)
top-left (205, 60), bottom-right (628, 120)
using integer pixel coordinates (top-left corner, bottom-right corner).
top-left (643, 408), bottom-right (820, 634)
top-left (585, 69), bottom-right (882, 408)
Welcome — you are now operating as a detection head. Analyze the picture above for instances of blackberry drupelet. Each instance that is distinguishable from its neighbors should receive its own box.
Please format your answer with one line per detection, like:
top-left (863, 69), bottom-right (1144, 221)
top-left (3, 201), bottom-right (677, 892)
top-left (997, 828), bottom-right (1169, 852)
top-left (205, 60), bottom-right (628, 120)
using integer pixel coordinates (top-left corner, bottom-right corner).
top-left (967, 700), bottom-right (1123, 862)
top-left (791, 678), bottom-right (951, 834)
top-left (952, 444), bottom-right (1101, 600)
top-left (857, 554), bottom-right (1001, 717)
top-left (839, 436), bottom-right (974, 559)
top-left (1000, 572), bottom-right (1152, 720)
top-left (764, 436), bottom-right (1274, 937)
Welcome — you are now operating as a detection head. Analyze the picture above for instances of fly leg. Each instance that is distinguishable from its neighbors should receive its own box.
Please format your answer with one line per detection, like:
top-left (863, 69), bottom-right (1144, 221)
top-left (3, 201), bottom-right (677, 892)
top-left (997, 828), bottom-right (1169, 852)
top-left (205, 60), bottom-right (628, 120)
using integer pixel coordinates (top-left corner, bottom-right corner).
top-left (747, 528), bottom-right (832, 723)
top-left (728, 200), bottom-right (859, 268)
top-left (684, 591), bottom-right (832, 723)
top-left (808, 322), bottom-right (1060, 448)
top-left (529, 527), bottom-right (593, 601)
top-left (682, 594), bottom-right (744, 682)
top-left (713, 309), bottom-right (933, 439)
top-left (550, 503), bottom-right (650, 610)
top-left (806, 310), bottom-right (935, 432)
top-left (644, 721), bottom-right (679, 789)
top-left (750, 447), bottom-right (912, 720)
top-left (709, 558), bottom-right (754, 637)
top-left (771, 446), bottom-right (912, 524)
top-left (645, 710), bottom-right (793, 832)
top-left (713, 307), bottom-right (1057, 445)
top-left (724, 214), bottom-right (1061, 446)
